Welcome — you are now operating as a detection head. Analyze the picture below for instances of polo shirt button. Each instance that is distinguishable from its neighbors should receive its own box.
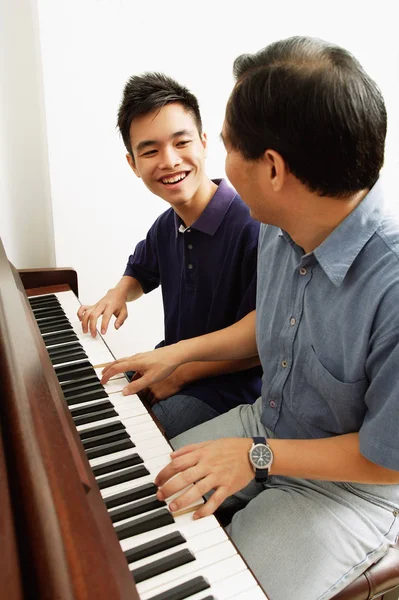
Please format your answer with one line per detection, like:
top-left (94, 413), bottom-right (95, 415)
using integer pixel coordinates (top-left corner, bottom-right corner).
top-left (187, 229), bottom-right (191, 233)
top-left (290, 317), bottom-right (296, 326)
top-left (188, 244), bottom-right (193, 249)
top-left (299, 267), bottom-right (307, 275)
top-left (188, 264), bottom-right (193, 270)
top-left (269, 400), bottom-right (276, 408)
top-left (281, 360), bottom-right (288, 368)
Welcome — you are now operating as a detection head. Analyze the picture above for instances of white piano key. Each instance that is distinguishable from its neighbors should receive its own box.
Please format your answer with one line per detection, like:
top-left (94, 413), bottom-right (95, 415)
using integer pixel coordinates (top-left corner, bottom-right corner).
top-left (230, 586), bottom-right (269, 600)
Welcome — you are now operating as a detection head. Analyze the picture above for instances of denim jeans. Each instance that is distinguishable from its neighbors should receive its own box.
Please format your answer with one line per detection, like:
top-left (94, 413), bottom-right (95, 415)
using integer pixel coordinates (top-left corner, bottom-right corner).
top-left (171, 397), bottom-right (399, 600)
top-left (151, 394), bottom-right (220, 439)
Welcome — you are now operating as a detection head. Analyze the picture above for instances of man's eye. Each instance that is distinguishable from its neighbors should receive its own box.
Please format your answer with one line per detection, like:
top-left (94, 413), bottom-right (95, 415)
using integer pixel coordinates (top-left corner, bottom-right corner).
top-left (142, 150), bottom-right (157, 157)
top-left (176, 140), bottom-right (191, 147)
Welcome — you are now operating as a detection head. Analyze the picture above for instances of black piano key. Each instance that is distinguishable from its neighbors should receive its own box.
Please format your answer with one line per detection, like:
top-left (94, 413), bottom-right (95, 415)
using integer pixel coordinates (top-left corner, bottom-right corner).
top-left (33, 307), bottom-right (66, 318)
top-left (39, 322), bottom-right (72, 335)
top-left (35, 312), bottom-right (67, 323)
top-left (37, 314), bottom-right (70, 326)
top-left (30, 300), bottom-right (62, 311)
top-left (79, 420), bottom-right (125, 440)
top-left (123, 531), bottom-right (186, 564)
top-left (104, 482), bottom-right (157, 509)
top-left (132, 548), bottom-right (195, 584)
top-left (48, 342), bottom-right (84, 357)
top-left (82, 429), bottom-right (130, 451)
top-left (29, 293), bottom-right (59, 304)
top-left (65, 388), bottom-right (109, 405)
top-left (36, 312), bottom-right (68, 322)
top-left (51, 350), bottom-right (87, 366)
top-left (85, 438), bottom-right (134, 460)
top-left (109, 495), bottom-right (166, 524)
top-left (72, 408), bottom-right (117, 426)
top-left (91, 451), bottom-right (142, 474)
top-left (61, 377), bottom-right (101, 394)
top-left (44, 330), bottom-right (78, 347)
top-left (70, 400), bottom-right (113, 417)
top-left (97, 464), bottom-right (149, 490)
top-left (56, 361), bottom-right (96, 382)
top-left (114, 508), bottom-right (174, 541)
top-left (146, 576), bottom-right (211, 600)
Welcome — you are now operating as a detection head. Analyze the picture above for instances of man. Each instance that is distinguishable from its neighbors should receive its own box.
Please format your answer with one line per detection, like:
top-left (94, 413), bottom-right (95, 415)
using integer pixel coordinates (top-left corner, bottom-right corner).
top-left (78, 72), bottom-right (261, 438)
top-left (101, 38), bottom-right (399, 599)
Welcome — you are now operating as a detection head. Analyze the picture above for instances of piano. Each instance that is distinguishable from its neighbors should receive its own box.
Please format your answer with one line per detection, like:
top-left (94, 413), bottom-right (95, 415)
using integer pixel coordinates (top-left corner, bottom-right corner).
top-left (0, 237), bottom-right (268, 600)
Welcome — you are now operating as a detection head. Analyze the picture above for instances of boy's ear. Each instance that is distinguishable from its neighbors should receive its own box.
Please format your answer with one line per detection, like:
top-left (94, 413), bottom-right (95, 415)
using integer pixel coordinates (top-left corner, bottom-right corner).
top-left (126, 153), bottom-right (140, 178)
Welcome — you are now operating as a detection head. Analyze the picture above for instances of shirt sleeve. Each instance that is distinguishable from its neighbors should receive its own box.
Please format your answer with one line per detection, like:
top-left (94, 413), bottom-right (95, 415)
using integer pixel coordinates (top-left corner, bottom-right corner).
top-left (123, 223), bottom-right (160, 294)
top-left (360, 324), bottom-right (399, 472)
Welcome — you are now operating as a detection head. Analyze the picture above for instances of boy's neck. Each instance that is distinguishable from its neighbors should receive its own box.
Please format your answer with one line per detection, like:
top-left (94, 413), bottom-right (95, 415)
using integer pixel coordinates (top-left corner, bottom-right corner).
top-left (174, 178), bottom-right (218, 227)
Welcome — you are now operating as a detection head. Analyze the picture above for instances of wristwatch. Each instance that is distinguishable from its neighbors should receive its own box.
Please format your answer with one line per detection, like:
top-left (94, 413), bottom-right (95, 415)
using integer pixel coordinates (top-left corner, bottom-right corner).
top-left (249, 436), bottom-right (274, 483)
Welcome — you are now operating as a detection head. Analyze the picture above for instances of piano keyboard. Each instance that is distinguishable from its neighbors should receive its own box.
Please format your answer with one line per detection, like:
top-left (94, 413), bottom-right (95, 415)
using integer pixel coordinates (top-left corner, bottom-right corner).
top-left (28, 290), bottom-right (268, 600)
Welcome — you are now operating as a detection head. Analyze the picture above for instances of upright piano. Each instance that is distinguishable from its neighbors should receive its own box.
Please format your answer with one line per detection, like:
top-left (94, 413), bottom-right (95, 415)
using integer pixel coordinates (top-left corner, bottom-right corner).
top-left (0, 238), bottom-right (268, 600)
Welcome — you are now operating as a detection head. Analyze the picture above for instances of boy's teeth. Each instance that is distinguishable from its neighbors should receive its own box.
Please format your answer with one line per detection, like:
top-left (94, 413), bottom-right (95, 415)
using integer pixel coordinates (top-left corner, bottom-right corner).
top-left (162, 173), bottom-right (186, 184)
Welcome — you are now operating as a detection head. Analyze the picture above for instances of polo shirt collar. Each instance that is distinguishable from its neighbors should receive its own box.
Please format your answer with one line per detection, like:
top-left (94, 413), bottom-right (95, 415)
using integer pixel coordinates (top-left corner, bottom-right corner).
top-left (279, 180), bottom-right (385, 286)
top-left (174, 179), bottom-right (236, 237)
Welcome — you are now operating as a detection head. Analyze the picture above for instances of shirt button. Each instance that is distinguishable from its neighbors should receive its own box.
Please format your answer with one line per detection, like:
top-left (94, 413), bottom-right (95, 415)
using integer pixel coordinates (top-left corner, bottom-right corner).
top-left (281, 360), bottom-right (288, 368)
top-left (188, 264), bottom-right (193, 270)
top-left (299, 267), bottom-right (307, 275)
top-left (290, 317), bottom-right (296, 326)
top-left (188, 244), bottom-right (193, 249)
top-left (269, 400), bottom-right (276, 408)
top-left (186, 229), bottom-right (191, 233)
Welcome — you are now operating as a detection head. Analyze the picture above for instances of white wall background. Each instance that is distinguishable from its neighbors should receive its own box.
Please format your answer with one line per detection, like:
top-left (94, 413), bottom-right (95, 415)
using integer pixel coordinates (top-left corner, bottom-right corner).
top-left (1, 0), bottom-right (399, 360)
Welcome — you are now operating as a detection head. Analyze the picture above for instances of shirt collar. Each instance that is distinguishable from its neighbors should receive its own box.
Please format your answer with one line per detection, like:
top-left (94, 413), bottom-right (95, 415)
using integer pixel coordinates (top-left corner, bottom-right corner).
top-left (174, 179), bottom-right (236, 237)
top-left (280, 180), bottom-right (385, 286)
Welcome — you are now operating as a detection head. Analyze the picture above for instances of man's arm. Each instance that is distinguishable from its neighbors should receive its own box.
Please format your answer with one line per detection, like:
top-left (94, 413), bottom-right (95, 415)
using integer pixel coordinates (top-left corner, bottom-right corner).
top-left (77, 275), bottom-right (143, 337)
top-left (154, 432), bottom-right (399, 520)
top-left (144, 356), bottom-right (261, 403)
top-left (101, 310), bottom-right (258, 392)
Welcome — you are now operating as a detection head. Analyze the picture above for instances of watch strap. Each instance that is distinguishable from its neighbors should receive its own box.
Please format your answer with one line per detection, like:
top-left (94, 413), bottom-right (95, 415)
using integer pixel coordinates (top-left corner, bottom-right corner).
top-left (253, 436), bottom-right (267, 445)
top-left (252, 436), bottom-right (269, 483)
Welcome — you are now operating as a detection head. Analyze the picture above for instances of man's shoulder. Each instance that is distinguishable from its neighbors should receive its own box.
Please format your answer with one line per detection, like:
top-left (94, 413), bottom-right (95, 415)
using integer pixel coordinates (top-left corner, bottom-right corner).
top-left (374, 212), bottom-right (399, 261)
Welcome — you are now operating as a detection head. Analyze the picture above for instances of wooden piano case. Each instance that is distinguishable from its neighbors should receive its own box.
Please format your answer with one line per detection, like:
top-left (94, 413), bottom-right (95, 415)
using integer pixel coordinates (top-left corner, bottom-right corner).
top-left (0, 238), bottom-right (139, 600)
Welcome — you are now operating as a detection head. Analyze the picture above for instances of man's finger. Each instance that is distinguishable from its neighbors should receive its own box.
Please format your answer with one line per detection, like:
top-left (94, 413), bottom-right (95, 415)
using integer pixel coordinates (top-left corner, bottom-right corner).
top-left (154, 452), bottom-right (199, 489)
top-left (101, 360), bottom-right (133, 383)
top-left (121, 374), bottom-right (154, 396)
top-left (170, 442), bottom-right (209, 458)
top-left (167, 473), bottom-right (213, 513)
top-left (194, 486), bottom-right (228, 519)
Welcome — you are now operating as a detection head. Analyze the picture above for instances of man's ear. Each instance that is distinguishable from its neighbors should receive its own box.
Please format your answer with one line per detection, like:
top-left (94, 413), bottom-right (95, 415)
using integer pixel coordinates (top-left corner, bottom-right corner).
top-left (264, 149), bottom-right (287, 192)
top-left (126, 153), bottom-right (140, 178)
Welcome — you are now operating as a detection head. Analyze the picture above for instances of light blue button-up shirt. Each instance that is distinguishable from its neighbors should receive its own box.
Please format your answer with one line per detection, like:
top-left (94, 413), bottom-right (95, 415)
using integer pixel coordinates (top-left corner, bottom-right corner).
top-left (256, 181), bottom-right (399, 472)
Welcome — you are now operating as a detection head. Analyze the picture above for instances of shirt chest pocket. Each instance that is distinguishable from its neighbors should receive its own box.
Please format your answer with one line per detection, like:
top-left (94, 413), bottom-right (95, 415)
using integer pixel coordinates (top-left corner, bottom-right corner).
top-left (295, 346), bottom-right (368, 434)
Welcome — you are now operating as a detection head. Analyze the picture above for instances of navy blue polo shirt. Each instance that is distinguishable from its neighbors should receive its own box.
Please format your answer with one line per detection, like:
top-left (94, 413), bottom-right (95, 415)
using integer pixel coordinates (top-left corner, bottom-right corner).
top-left (124, 178), bottom-right (262, 412)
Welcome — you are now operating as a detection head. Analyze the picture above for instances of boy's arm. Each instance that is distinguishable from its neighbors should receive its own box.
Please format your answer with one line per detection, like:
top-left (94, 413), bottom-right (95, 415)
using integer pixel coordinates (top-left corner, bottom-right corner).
top-left (77, 276), bottom-right (143, 337)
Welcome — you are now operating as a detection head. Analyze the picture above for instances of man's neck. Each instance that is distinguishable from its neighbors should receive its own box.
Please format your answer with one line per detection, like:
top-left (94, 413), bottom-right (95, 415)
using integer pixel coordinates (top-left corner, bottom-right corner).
top-left (283, 188), bottom-right (370, 254)
top-left (174, 179), bottom-right (218, 227)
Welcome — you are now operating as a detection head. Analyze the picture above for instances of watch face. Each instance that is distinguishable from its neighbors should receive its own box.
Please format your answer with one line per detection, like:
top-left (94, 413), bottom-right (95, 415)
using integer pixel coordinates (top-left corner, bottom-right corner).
top-left (251, 444), bottom-right (272, 469)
